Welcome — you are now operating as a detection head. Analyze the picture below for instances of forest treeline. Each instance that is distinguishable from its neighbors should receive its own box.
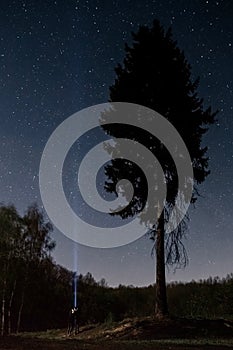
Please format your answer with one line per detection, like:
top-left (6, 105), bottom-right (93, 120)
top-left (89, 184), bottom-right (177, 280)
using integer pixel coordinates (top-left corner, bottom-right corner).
top-left (1, 204), bottom-right (233, 334)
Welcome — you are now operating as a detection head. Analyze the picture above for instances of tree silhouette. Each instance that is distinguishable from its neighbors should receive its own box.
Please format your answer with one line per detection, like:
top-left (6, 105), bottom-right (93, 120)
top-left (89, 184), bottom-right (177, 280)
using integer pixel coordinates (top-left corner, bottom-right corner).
top-left (16, 204), bottom-right (55, 333)
top-left (0, 205), bottom-right (22, 335)
top-left (102, 20), bottom-right (216, 317)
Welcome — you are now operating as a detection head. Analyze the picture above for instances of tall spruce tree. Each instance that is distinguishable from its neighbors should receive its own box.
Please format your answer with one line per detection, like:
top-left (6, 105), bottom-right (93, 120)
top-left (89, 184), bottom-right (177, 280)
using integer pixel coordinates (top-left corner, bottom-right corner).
top-left (102, 20), bottom-right (216, 317)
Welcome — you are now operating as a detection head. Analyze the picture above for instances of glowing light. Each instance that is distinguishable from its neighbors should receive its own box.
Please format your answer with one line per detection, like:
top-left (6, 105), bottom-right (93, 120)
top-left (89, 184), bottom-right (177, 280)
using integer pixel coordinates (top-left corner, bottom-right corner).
top-left (73, 245), bottom-right (78, 308)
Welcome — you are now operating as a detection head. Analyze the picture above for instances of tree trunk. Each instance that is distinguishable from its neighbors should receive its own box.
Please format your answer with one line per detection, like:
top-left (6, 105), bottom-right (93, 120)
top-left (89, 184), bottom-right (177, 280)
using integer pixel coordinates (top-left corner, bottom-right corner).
top-left (16, 261), bottom-right (30, 334)
top-left (7, 280), bottom-right (16, 335)
top-left (16, 286), bottom-right (25, 334)
top-left (1, 277), bottom-right (7, 336)
top-left (1, 258), bottom-right (9, 336)
top-left (155, 209), bottom-right (168, 318)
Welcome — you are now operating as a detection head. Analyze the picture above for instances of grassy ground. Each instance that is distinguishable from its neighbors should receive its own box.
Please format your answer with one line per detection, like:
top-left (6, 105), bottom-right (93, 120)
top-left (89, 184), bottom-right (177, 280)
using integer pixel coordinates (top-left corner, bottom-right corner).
top-left (1, 336), bottom-right (233, 350)
top-left (1, 317), bottom-right (233, 349)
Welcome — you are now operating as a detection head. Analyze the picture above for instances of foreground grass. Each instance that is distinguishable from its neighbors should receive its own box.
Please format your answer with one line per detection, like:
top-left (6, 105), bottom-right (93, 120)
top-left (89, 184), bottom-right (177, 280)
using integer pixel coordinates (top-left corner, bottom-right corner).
top-left (2, 317), bottom-right (233, 349)
top-left (1, 336), bottom-right (233, 350)
top-left (15, 328), bottom-right (233, 346)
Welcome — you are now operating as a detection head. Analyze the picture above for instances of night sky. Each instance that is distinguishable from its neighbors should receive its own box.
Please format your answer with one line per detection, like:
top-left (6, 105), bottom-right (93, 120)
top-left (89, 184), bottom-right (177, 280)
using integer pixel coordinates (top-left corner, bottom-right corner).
top-left (0, 0), bottom-right (233, 286)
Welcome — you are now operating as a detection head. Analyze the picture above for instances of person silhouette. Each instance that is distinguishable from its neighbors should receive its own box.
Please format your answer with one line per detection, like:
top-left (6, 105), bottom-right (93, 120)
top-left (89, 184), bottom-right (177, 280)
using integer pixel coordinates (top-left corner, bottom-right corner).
top-left (67, 307), bottom-right (79, 336)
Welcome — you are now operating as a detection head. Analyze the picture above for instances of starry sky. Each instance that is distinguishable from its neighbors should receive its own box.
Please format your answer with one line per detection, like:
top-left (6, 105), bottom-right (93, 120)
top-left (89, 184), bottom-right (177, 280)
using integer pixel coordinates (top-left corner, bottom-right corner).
top-left (0, 0), bottom-right (232, 286)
